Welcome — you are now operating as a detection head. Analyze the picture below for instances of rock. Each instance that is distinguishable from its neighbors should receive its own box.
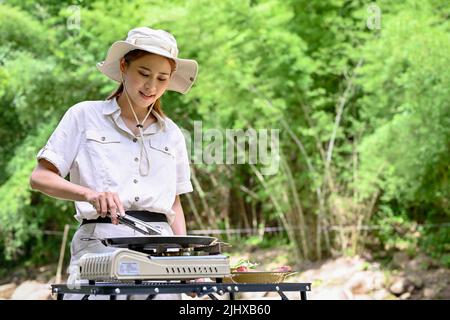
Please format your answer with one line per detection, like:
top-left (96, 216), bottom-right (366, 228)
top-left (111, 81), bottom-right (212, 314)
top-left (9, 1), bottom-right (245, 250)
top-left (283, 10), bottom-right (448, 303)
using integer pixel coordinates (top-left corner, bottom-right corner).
top-left (406, 253), bottom-right (432, 272)
top-left (361, 251), bottom-right (373, 262)
top-left (372, 289), bottom-right (391, 300)
top-left (347, 271), bottom-right (386, 295)
top-left (315, 256), bottom-right (366, 286)
top-left (407, 284), bottom-right (416, 293)
top-left (392, 252), bottom-right (409, 269)
top-left (389, 276), bottom-right (407, 295)
top-left (11, 281), bottom-right (51, 300)
top-left (347, 272), bottom-right (372, 294)
top-left (423, 287), bottom-right (439, 299)
top-left (399, 292), bottom-right (411, 299)
top-left (372, 272), bottom-right (386, 290)
top-left (406, 274), bottom-right (423, 289)
top-left (0, 283), bottom-right (17, 299)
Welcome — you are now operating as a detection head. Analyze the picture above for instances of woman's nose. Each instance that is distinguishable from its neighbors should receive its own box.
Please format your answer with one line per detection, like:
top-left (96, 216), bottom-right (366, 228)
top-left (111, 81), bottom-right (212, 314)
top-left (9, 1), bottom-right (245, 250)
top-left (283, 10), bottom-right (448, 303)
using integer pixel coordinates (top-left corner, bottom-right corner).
top-left (144, 79), bottom-right (157, 92)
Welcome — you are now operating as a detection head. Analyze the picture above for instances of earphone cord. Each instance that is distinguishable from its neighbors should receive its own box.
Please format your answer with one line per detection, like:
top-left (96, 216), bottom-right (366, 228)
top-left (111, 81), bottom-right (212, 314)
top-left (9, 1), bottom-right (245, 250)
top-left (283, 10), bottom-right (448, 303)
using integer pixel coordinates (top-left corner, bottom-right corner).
top-left (122, 76), bottom-right (155, 176)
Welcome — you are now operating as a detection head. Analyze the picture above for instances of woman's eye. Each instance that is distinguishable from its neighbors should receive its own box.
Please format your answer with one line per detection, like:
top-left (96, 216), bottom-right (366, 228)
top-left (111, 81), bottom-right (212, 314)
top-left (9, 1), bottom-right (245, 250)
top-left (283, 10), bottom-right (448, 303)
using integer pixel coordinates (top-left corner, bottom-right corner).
top-left (139, 73), bottom-right (166, 81)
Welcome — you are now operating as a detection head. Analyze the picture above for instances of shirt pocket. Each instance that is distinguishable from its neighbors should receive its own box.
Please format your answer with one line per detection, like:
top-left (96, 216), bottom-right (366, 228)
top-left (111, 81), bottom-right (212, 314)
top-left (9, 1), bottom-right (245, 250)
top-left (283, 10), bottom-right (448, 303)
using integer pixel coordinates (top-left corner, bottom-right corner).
top-left (148, 137), bottom-right (176, 181)
top-left (86, 129), bottom-right (122, 144)
top-left (148, 138), bottom-right (175, 159)
top-left (85, 129), bottom-right (123, 188)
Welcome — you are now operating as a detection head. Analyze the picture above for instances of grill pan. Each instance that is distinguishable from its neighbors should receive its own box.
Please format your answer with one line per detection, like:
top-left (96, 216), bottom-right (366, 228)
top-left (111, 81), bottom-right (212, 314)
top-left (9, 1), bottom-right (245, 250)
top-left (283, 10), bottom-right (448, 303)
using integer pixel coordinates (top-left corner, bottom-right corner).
top-left (98, 235), bottom-right (219, 249)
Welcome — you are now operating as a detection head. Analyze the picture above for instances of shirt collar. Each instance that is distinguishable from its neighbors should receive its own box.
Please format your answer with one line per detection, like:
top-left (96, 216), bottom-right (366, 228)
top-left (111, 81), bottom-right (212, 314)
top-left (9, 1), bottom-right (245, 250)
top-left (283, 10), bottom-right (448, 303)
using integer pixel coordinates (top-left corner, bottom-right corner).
top-left (103, 97), bottom-right (167, 132)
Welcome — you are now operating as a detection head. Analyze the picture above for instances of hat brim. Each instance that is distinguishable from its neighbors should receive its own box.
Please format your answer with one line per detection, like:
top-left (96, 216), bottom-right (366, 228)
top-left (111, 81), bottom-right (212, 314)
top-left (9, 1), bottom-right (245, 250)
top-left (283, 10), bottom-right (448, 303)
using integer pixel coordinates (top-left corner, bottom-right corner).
top-left (97, 41), bottom-right (198, 94)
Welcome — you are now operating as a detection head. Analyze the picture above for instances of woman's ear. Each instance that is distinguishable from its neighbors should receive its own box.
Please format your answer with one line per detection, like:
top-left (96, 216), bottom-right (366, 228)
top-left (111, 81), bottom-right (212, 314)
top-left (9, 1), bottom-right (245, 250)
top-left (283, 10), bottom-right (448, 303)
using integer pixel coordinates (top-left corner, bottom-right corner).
top-left (119, 58), bottom-right (127, 73)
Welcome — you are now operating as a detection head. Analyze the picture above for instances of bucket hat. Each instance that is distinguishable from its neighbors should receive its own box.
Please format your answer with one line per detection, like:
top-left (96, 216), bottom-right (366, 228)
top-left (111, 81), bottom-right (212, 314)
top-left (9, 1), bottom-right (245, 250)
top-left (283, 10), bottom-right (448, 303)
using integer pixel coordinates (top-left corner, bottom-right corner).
top-left (97, 27), bottom-right (198, 94)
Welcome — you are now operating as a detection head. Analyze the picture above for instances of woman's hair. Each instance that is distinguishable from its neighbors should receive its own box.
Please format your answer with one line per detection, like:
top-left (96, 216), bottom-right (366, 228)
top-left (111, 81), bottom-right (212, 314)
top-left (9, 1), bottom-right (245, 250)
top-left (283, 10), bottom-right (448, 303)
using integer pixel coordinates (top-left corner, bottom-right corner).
top-left (107, 49), bottom-right (177, 117)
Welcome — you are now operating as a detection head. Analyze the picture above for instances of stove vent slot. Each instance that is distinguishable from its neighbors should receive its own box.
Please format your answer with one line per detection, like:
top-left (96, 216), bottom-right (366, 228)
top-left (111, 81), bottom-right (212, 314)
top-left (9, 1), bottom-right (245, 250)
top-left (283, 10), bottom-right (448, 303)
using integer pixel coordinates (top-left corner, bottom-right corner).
top-left (164, 265), bottom-right (216, 274)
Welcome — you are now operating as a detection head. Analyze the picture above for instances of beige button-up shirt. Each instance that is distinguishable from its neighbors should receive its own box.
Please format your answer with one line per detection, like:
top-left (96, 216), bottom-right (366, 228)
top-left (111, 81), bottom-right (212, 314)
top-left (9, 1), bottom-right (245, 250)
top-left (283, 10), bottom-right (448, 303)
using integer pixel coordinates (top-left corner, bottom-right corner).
top-left (36, 97), bottom-right (193, 224)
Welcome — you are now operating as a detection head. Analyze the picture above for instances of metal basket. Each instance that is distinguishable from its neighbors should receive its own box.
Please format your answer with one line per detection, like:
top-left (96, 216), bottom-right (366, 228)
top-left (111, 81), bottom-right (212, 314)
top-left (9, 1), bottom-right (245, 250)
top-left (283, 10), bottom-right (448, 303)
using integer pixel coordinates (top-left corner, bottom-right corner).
top-left (223, 271), bottom-right (297, 284)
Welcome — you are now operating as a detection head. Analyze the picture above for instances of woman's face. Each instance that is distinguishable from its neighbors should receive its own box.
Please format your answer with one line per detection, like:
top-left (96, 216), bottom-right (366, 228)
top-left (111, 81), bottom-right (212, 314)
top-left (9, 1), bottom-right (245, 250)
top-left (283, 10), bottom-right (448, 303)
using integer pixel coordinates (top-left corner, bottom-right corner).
top-left (120, 53), bottom-right (172, 109)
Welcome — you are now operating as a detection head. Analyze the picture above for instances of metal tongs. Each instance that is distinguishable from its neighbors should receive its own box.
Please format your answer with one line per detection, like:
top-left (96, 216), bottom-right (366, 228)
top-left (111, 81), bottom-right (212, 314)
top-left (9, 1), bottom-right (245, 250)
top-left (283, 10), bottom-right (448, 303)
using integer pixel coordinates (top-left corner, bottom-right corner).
top-left (117, 213), bottom-right (162, 236)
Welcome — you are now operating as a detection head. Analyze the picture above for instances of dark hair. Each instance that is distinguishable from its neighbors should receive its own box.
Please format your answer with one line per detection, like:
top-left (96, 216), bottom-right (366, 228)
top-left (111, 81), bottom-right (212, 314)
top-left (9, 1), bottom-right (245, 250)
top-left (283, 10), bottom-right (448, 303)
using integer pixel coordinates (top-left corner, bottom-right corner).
top-left (107, 49), bottom-right (176, 118)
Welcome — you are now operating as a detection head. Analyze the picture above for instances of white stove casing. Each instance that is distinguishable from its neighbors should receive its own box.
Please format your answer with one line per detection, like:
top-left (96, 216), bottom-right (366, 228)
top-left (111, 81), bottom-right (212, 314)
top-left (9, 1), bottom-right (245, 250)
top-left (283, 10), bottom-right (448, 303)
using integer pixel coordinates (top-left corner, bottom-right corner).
top-left (77, 249), bottom-right (231, 281)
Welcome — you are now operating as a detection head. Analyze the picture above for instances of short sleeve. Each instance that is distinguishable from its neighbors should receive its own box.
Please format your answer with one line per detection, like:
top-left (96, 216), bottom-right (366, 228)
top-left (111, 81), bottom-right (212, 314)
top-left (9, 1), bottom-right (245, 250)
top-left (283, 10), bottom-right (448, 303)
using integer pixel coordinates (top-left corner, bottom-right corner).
top-left (174, 129), bottom-right (193, 195)
top-left (36, 106), bottom-right (82, 178)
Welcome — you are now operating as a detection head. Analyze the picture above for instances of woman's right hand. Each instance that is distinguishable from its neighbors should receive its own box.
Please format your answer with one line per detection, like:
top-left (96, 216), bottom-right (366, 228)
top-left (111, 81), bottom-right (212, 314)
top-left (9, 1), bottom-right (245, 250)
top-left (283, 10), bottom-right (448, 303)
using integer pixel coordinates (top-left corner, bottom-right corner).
top-left (84, 190), bottom-right (125, 225)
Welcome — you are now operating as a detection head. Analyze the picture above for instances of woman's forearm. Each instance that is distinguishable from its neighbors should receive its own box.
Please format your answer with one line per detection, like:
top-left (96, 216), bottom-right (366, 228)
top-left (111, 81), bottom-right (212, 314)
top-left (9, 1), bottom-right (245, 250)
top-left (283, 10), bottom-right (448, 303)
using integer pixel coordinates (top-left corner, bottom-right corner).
top-left (170, 195), bottom-right (187, 235)
top-left (30, 168), bottom-right (91, 202)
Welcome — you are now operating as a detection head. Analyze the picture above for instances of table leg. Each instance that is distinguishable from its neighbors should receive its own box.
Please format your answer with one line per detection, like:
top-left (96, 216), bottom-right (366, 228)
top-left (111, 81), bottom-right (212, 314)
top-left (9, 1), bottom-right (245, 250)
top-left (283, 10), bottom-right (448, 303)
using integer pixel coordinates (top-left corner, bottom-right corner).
top-left (277, 290), bottom-right (289, 300)
top-left (300, 291), bottom-right (307, 300)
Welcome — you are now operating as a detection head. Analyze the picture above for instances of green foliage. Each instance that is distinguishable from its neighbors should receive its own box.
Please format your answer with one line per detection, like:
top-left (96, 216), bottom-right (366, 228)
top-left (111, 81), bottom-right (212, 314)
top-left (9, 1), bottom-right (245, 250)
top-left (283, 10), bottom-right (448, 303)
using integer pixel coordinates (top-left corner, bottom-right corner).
top-left (242, 234), bottom-right (290, 250)
top-left (373, 205), bottom-right (422, 253)
top-left (356, 2), bottom-right (450, 214)
top-left (420, 227), bottom-right (450, 268)
top-left (0, 4), bottom-right (55, 55)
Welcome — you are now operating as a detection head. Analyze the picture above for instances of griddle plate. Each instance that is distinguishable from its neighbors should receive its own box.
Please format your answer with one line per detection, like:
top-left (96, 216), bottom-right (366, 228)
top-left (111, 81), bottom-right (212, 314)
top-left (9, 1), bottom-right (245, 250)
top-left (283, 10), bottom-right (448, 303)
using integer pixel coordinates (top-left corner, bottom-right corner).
top-left (102, 235), bottom-right (218, 249)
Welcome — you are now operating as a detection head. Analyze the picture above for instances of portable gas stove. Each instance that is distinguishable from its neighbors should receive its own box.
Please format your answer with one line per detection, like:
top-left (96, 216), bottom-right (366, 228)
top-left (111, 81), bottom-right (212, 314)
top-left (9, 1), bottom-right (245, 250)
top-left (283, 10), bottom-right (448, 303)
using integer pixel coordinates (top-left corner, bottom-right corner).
top-left (51, 213), bottom-right (311, 300)
top-left (76, 235), bottom-right (230, 282)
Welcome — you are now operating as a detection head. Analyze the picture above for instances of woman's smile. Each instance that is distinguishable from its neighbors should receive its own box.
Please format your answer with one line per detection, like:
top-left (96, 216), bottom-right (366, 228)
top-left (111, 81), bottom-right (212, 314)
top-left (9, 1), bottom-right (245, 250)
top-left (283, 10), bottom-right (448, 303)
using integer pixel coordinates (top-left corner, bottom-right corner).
top-left (139, 90), bottom-right (156, 101)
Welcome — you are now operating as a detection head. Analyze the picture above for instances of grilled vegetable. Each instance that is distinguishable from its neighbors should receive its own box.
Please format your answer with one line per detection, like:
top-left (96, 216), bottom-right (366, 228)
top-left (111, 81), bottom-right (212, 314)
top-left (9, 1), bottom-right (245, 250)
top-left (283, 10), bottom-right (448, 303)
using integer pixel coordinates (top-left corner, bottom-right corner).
top-left (231, 259), bottom-right (259, 272)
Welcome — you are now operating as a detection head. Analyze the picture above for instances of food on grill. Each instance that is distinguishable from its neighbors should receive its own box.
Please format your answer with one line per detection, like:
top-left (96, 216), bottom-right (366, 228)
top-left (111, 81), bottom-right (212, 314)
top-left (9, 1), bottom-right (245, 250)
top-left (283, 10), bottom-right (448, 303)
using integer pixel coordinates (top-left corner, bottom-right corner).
top-left (235, 266), bottom-right (253, 272)
top-left (230, 259), bottom-right (259, 272)
top-left (230, 260), bottom-right (293, 274)
top-left (226, 262), bottom-right (295, 283)
top-left (272, 265), bottom-right (292, 272)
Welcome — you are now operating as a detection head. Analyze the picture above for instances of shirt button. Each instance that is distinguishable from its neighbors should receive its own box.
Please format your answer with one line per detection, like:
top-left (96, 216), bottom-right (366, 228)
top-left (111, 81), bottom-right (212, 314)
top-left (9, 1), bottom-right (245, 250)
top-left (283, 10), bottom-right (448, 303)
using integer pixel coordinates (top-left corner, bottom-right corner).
top-left (164, 146), bottom-right (169, 151)
top-left (133, 179), bottom-right (138, 184)
top-left (101, 136), bottom-right (106, 141)
top-left (134, 196), bottom-right (139, 202)
top-left (133, 138), bottom-right (138, 142)
top-left (134, 157), bottom-right (139, 162)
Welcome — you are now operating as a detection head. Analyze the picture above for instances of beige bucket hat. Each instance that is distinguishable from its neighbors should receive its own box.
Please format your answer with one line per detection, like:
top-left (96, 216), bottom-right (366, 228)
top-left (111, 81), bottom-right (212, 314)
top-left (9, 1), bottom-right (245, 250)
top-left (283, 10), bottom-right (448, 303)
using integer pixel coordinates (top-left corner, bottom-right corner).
top-left (97, 27), bottom-right (198, 94)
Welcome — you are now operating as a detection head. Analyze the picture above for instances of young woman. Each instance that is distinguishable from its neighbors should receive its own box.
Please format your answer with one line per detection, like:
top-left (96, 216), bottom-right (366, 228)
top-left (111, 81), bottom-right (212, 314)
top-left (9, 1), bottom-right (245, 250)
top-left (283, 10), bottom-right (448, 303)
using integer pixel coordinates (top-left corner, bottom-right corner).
top-left (29, 27), bottom-right (198, 299)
